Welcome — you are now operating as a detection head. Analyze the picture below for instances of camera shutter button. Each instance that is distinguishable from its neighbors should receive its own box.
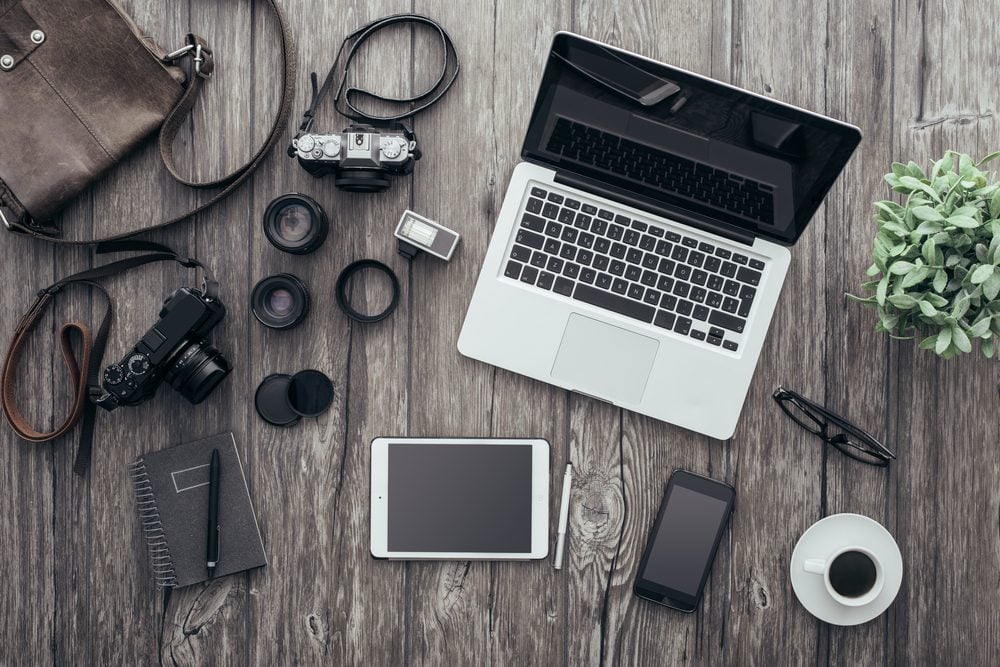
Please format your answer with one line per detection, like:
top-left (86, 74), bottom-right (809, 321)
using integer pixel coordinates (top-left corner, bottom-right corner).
top-left (323, 138), bottom-right (340, 157)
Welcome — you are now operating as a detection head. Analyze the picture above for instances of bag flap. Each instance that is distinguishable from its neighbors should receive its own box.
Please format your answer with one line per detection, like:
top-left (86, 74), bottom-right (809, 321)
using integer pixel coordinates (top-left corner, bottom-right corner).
top-left (0, 3), bottom-right (44, 72)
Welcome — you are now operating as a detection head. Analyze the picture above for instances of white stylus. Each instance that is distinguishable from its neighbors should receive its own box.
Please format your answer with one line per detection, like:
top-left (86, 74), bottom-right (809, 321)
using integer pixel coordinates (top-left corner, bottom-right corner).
top-left (553, 462), bottom-right (573, 570)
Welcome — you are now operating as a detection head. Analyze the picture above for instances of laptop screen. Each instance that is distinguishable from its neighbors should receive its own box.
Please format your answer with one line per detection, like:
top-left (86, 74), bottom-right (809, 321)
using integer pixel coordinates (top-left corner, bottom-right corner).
top-left (521, 33), bottom-right (862, 244)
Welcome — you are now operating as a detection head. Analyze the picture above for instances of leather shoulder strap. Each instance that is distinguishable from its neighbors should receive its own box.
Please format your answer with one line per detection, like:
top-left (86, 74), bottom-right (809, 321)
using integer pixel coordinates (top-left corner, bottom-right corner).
top-left (12, 0), bottom-right (296, 245)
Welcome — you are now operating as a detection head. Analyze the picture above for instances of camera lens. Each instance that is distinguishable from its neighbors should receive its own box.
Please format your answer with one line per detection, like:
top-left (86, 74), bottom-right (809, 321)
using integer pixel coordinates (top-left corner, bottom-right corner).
top-left (263, 193), bottom-right (328, 254)
top-left (333, 168), bottom-right (393, 193)
top-left (251, 274), bottom-right (310, 330)
top-left (166, 339), bottom-right (232, 405)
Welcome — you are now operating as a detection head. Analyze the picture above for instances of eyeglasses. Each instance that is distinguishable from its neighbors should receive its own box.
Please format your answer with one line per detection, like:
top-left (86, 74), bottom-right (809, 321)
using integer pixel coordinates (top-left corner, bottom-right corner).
top-left (772, 386), bottom-right (895, 466)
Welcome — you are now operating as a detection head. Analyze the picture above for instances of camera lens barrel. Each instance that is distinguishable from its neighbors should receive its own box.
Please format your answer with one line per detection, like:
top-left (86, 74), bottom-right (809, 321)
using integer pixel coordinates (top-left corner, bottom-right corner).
top-left (166, 340), bottom-right (232, 405)
top-left (251, 273), bottom-right (311, 330)
top-left (263, 193), bottom-right (329, 255)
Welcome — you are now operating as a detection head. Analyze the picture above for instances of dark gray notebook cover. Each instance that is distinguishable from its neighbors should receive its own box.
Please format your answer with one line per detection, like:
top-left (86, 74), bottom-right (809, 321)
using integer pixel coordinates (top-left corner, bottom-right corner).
top-left (130, 432), bottom-right (266, 588)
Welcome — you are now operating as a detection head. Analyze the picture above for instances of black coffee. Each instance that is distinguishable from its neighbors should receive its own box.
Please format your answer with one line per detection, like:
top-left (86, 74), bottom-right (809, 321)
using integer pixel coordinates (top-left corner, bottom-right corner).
top-left (828, 550), bottom-right (877, 598)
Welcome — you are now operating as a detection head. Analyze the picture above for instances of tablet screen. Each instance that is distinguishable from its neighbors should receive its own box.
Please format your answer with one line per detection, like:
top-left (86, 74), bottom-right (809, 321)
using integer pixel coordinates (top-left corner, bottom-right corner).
top-left (387, 442), bottom-right (533, 552)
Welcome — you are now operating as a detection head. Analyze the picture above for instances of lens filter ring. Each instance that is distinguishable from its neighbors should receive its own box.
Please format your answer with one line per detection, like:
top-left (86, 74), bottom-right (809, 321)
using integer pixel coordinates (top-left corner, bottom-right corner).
top-left (263, 193), bottom-right (329, 255)
top-left (334, 259), bottom-right (400, 324)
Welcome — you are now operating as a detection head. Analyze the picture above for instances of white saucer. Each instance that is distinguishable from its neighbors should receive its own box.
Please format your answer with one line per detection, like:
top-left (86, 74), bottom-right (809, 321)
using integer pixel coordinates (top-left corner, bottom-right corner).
top-left (789, 513), bottom-right (903, 626)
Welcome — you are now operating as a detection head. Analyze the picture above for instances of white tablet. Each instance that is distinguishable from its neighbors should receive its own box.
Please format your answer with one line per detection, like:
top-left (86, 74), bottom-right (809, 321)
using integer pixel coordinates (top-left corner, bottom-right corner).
top-left (370, 437), bottom-right (550, 560)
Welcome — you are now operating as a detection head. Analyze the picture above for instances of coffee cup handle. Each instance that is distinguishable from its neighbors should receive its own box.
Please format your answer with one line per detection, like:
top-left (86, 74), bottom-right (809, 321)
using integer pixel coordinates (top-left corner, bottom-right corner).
top-left (803, 558), bottom-right (826, 574)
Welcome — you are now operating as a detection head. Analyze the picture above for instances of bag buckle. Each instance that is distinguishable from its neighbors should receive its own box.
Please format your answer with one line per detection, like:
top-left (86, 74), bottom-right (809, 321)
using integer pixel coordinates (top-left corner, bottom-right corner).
top-left (164, 40), bottom-right (213, 80)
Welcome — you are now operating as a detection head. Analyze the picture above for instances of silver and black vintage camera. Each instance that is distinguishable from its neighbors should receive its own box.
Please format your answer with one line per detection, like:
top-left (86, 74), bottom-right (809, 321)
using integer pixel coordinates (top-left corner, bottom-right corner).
top-left (97, 286), bottom-right (231, 411)
top-left (289, 123), bottom-right (420, 193)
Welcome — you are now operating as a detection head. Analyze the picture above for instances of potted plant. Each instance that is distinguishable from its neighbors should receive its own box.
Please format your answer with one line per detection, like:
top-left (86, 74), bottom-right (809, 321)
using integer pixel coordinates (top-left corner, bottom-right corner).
top-left (849, 151), bottom-right (1000, 358)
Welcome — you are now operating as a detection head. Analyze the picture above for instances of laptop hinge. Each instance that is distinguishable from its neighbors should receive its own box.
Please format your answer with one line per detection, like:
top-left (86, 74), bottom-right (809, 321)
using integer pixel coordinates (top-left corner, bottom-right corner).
top-left (553, 171), bottom-right (756, 247)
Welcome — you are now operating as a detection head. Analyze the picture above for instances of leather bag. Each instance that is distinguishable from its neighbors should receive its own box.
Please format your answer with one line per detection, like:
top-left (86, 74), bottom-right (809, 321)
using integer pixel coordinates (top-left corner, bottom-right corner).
top-left (0, 0), bottom-right (296, 243)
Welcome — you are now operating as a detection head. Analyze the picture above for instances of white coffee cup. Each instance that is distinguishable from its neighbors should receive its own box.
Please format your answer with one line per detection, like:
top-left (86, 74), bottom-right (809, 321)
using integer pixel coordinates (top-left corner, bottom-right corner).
top-left (804, 545), bottom-right (884, 607)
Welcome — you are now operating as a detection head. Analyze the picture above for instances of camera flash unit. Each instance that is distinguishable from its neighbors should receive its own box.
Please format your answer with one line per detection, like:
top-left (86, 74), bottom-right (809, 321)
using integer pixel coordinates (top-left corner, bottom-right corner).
top-left (394, 210), bottom-right (460, 261)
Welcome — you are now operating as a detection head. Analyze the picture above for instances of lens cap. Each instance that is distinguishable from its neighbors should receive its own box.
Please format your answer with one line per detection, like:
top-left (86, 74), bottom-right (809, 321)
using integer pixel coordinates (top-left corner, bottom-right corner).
top-left (287, 369), bottom-right (335, 417)
top-left (263, 193), bottom-right (329, 255)
top-left (254, 374), bottom-right (300, 427)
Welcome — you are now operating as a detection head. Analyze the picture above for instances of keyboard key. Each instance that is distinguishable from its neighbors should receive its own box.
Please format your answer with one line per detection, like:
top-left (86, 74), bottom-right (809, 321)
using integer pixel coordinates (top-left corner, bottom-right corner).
top-left (526, 197), bottom-right (544, 214)
top-left (699, 241), bottom-right (715, 253)
top-left (707, 335), bottom-right (723, 346)
top-left (688, 251), bottom-right (705, 267)
top-left (545, 221), bottom-right (562, 237)
top-left (733, 253), bottom-right (749, 265)
top-left (537, 271), bottom-right (555, 290)
top-left (655, 240), bottom-right (673, 256)
top-left (739, 285), bottom-right (757, 300)
top-left (659, 258), bottom-right (676, 275)
top-left (593, 255), bottom-right (609, 271)
top-left (521, 213), bottom-right (545, 232)
top-left (690, 330), bottom-right (706, 341)
top-left (709, 327), bottom-right (725, 339)
top-left (578, 232), bottom-right (595, 249)
top-left (707, 275), bottom-right (724, 291)
top-left (580, 268), bottom-right (597, 284)
top-left (673, 282), bottom-right (690, 298)
top-left (720, 261), bottom-right (737, 277)
top-left (511, 245), bottom-right (532, 262)
top-left (516, 229), bottom-right (545, 249)
top-left (546, 256), bottom-right (564, 273)
top-left (564, 262), bottom-right (581, 279)
top-left (657, 275), bottom-right (674, 291)
top-left (614, 214), bottom-right (631, 225)
top-left (639, 235), bottom-right (657, 251)
top-left (612, 278), bottom-right (629, 295)
top-left (565, 198), bottom-right (581, 210)
top-left (675, 265), bottom-right (692, 281)
top-left (723, 279), bottom-right (740, 296)
top-left (594, 238), bottom-right (611, 254)
top-left (574, 213), bottom-right (592, 229)
top-left (691, 286), bottom-right (707, 303)
top-left (553, 276), bottom-right (574, 296)
top-left (671, 246), bottom-right (689, 262)
top-left (625, 265), bottom-right (642, 281)
top-left (577, 250), bottom-right (594, 266)
top-left (715, 248), bottom-right (732, 259)
top-left (736, 266), bottom-right (762, 286)
top-left (707, 292), bottom-right (723, 308)
top-left (738, 298), bottom-right (753, 317)
top-left (530, 186), bottom-right (547, 198)
top-left (582, 204), bottom-right (598, 215)
top-left (675, 317), bottom-right (692, 335)
top-left (642, 253), bottom-right (659, 269)
top-left (560, 245), bottom-right (577, 261)
top-left (626, 248), bottom-right (643, 265)
top-left (682, 237), bottom-right (698, 248)
top-left (631, 220), bottom-right (648, 232)
top-left (624, 229), bottom-right (641, 246)
top-left (520, 266), bottom-right (538, 284)
top-left (691, 269), bottom-right (708, 286)
top-left (505, 261), bottom-right (522, 279)
top-left (591, 219), bottom-right (608, 235)
top-left (558, 208), bottom-right (576, 224)
top-left (596, 273), bottom-right (613, 289)
top-left (654, 311), bottom-right (676, 330)
top-left (676, 299), bottom-right (693, 316)
top-left (723, 340), bottom-right (739, 351)
top-left (610, 243), bottom-right (627, 259)
top-left (542, 203), bottom-right (560, 219)
top-left (709, 310), bottom-right (746, 334)
top-left (608, 224), bottom-right (625, 240)
top-left (693, 305), bottom-right (710, 321)
top-left (648, 226), bottom-right (664, 238)
top-left (628, 283), bottom-right (644, 300)
top-left (660, 293), bottom-right (678, 310)
top-left (598, 209), bottom-right (615, 220)
top-left (665, 231), bottom-right (682, 242)
top-left (749, 258), bottom-right (765, 270)
top-left (547, 192), bottom-right (564, 204)
top-left (573, 283), bottom-right (655, 323)
top-left (722, 297), bottom-right (740, 313)
top-left (531, 251), bottom-right (547, 268)
top-left (610, 260), bottom-right (626, 276)
top-left (561, 227), bottom-right (578, 243)
top-left (641, 270), bottom-right (658, 287)
top-left (705, 256), bottom-right (722, 273)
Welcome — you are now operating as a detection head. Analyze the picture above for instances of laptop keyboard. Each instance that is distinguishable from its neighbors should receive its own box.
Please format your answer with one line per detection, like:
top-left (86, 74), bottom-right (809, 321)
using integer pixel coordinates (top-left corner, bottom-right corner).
top-left (546, 118), bottom-right (775, 224)
top-left (503, 184), bottom-right (769, 352)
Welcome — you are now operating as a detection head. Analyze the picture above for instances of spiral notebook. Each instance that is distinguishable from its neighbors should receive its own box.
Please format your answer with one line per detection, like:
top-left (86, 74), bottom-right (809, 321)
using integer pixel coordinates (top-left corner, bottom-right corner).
top-left (129, 432), bottom-right (266, 588)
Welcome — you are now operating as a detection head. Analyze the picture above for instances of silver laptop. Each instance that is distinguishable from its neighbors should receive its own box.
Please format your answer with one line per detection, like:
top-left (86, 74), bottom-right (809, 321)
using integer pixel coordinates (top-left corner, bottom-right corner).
top-left (458, 33), bottom-right (861, 439)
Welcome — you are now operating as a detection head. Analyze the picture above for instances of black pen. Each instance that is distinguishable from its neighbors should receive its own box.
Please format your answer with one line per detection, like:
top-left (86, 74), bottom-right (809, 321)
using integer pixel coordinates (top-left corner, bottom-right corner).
top-left (206, 448), bottom-right (221, 578)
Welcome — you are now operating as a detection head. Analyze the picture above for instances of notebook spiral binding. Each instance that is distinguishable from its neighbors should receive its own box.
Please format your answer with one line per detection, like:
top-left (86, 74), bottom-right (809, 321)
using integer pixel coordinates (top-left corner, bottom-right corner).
top-left (129, 459), bottom-right (178, 587)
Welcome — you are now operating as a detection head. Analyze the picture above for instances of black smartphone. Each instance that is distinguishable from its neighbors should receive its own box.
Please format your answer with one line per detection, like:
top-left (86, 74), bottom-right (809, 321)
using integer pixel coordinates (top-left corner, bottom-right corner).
top-left (633, 469), bottom-right (735, 612)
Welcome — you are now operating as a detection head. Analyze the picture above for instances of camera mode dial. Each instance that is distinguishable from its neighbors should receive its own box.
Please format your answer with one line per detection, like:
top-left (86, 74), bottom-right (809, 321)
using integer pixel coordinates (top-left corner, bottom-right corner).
top-left (127, 353), bottom-right (150, 376)
top-left (296, 134), bottom-right (315, 153)
top-left (104, 365), bottom-right (125, 386)
top-left (323, 136), bottom-right (341, 157)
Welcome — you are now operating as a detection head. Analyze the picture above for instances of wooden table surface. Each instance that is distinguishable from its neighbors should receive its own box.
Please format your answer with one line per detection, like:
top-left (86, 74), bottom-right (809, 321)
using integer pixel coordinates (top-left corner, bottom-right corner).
top-left (2, 0), bottom-right (998, 664)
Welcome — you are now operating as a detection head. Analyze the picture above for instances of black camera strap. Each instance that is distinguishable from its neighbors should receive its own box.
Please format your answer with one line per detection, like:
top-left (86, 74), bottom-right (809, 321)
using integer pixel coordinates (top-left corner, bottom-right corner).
top-left (297, 13), bottom-right (460, 132)
top-left (1, 241), bottom-right (216, 475)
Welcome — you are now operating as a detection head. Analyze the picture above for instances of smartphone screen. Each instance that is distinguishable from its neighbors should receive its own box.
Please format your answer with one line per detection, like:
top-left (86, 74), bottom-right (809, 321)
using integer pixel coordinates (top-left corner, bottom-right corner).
top-left (633, 470), bottom-right (735, 612)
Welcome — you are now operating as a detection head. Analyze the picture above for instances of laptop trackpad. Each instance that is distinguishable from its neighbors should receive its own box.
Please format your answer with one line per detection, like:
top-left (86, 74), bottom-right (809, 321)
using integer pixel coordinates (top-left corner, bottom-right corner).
top-left (551, 314), bottom-right (659, 404)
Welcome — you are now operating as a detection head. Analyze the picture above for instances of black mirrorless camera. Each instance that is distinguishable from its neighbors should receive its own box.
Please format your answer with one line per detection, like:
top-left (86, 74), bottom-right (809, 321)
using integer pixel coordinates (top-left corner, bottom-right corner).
top-left (289, 124), bottom-right (420, 193)
top-left (98, 286), bottom-right (231, 411)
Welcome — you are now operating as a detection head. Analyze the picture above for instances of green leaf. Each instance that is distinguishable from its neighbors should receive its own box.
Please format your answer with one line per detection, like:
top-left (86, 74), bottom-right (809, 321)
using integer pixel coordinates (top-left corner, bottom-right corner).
top-left (901, 266), bottom-right (930, 288)
top-left (947, 215), bottom-right (981, 229)
top-left (951, 205), bottom-right (979, 218)
top-left (866, 262), bottom-right (881, 277)
top-left (952, 294), bottom-right (971, 320)
top-left (887, 294), bottom-right (918, 309)
top-left (970, 264), bottom-right (994, 284)
top-left (922, 238), bottom-right (936, 265)
top-left (919, 334), bottom-right (938, 349)
top-left (952, 326), bottom-right (972, 353)
top-left (918, 300), bottom-right (938, 317)
top-left (977, 150), bottom-right (1000, 166)
top-left (889, 261), bottom-right (916, 275)
top-left (983, 338), bottom-right (995, 359)
top-left (899, 175), bottom-right (941, 201)
top-left (876, 276), bottom-right (889, 305)
top-left (914, 220), bottom-right (943, 235)
top-left (983, 272), bottom-right (1000, 300)
top-left (933, 269), bottom-right (948, 292)
top-left (912, 205), bottom-right (944, 221)
top-left (990, 189), bottom-right (1000, 218)
top-left (969, 317), bottom-right (992, 338)
top-left (935, 326), bottom-right (952, 354)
